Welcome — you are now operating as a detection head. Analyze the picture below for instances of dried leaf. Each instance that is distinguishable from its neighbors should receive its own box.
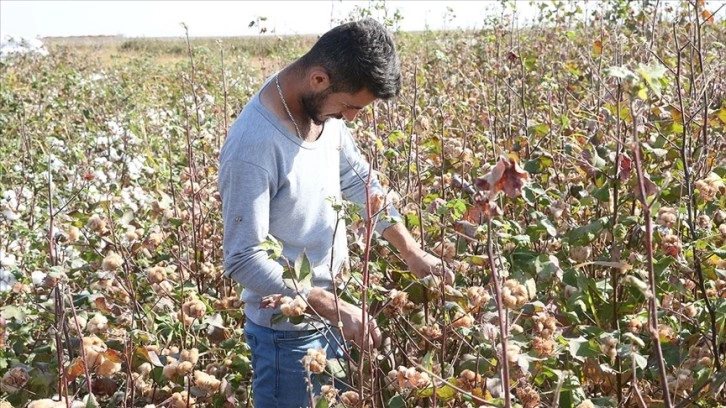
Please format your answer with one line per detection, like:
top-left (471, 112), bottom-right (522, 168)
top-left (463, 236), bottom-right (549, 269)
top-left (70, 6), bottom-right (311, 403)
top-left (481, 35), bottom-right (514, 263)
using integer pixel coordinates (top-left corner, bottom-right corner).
top-left (473, 198), bottom-right (502, 222)
top-left (635, 173), bottom-right (659, 203)
top-left (506, 51), bottom-right (519, 63)
top-left (593, 40), bottom-right (603, 57)
top-left (66, 357), bottom-right (86, 379)
top-left (474, 155), bottom-right (529, 199)
top-left (103, 349), bottom-right (124, 363)
top-left (619, 154), bottom-right (632, 181)
top-left (702, 10), bottom-right (714, 23)
top-left (137, 347), bottom-right (164, 367)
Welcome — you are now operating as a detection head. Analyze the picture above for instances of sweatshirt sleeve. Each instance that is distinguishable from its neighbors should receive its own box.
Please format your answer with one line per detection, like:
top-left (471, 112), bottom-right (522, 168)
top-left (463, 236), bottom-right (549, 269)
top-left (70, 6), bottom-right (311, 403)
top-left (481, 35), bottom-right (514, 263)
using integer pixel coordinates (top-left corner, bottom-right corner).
top-left (219, 158), bottom-right (296, 297)
top-left (338, 123), bottom-right (402, 235)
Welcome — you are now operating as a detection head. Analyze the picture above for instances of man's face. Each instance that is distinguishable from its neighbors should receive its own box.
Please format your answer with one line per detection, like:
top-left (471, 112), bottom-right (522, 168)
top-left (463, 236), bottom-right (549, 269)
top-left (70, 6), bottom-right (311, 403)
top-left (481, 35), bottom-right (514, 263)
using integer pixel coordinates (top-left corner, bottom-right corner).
top-left (301, 86), bottom-right (377, 125)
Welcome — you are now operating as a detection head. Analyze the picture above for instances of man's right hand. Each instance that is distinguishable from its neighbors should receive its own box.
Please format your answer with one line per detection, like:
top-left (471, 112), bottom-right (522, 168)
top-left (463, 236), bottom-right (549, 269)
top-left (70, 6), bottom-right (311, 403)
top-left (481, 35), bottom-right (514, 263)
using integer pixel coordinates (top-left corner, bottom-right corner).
top-left (307, 287), bottom-right (381, 350)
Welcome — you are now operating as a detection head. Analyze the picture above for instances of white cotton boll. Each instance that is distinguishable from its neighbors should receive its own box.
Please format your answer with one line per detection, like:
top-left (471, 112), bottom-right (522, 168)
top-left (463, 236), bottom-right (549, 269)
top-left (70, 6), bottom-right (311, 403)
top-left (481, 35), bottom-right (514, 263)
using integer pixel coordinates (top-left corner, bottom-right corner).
top-left (49, 154), bottom-right (65, 171)
top-left (108, 147), bottom-right (120, 162)
top-left (95, 136), bottom-right (111, 148)
top-left (0, 252), bottom-right (16, 267)
top-left (2, 210), bottom-right (20, 221)
top-left (31, 270), bottom-right (47, 286)
top-left (107, 120), bottom-right (125, 139)
top-left (2, 190), bottom-right (16, 202)
top-left (0, 268), bottom-right (17, 292)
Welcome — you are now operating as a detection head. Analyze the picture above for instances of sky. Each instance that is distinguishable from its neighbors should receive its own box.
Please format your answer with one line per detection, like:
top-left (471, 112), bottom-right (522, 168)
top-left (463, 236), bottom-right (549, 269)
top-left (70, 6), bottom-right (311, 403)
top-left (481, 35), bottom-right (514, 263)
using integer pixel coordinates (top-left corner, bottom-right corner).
top-left (0, 1), bottom-right (542, 39)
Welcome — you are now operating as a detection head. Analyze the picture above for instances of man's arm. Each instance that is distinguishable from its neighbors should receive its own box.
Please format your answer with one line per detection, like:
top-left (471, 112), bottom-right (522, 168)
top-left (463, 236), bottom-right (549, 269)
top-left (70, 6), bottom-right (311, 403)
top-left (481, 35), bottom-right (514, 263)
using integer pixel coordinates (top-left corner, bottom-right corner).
top-left (219, 158), bottom-right (297, 298)
top-left (382, 223), bottom-right (454, 285)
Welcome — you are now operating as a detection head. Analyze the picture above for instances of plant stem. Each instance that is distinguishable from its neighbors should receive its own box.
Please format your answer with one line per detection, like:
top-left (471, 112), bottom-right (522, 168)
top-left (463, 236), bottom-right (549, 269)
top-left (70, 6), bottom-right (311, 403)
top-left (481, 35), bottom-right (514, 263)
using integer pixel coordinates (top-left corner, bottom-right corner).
top-left (630, 97), bottom-right (672, 408)
top-left (487, 218), bottom-right (510, 408)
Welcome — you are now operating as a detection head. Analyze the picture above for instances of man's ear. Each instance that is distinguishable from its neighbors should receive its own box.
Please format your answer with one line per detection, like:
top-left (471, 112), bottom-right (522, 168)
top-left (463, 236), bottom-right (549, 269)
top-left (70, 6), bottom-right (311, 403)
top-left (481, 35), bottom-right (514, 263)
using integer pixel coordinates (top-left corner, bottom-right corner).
top-left (308, 68), bottom-right (330, 92)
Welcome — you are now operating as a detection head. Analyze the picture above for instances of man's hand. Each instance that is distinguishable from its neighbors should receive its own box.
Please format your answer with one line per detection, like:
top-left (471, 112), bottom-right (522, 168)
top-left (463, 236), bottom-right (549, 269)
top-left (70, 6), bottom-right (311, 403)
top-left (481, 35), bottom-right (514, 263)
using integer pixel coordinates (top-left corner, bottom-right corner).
top-left (382, 223), bottom-right (454, 285)
top-left (307, 288), bottom-right (381, 350)
top-left (403, 249), bottom-right (454, 285)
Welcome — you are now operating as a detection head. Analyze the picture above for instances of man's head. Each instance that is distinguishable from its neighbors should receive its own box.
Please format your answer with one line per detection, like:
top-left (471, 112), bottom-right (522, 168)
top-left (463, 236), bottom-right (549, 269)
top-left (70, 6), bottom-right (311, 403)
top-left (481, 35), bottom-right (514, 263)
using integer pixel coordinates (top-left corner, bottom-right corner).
top-left (299, 18), bottom-right (401, 100)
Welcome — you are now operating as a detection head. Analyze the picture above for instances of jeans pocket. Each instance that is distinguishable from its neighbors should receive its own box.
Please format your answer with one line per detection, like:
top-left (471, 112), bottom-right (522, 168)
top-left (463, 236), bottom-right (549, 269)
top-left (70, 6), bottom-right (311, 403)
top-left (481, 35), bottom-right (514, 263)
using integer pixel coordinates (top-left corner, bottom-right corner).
top-left (244, 331), bottom-right (258, 347)
top-left (274, 330), bottom-right (321, 345)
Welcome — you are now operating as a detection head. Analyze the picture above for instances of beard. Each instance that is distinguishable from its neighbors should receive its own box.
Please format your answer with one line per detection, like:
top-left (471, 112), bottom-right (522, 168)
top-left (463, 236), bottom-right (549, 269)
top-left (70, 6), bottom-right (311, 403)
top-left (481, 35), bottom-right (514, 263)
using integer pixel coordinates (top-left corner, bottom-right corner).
top-left (301, 88), bottom-right (337, 125)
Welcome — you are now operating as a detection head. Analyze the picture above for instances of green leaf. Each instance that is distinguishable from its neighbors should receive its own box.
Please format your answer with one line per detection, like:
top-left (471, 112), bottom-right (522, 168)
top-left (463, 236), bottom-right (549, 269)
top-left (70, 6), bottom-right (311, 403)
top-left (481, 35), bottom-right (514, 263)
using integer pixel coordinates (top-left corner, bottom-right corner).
top-left (535, 254), bottom-right (563, 281)
top-left (85, 392), bottom-right (100, 408)
top-left (566, 217), bottom-right (608, 246)
top-left (529, 123), bottom-right (550, 137)
top-left (567, 336), bottom-right (600, 361)
top-left (540, 219), bottom-right (558, 237)
top-left (523, 154), bottom-right (554, 174)
top-left (294, 250), bottom-right (312, 287)
top-left (632, 351), bottom-right (647, 369)
top-left (387, 395), bottom-right (405, 408)
top-left (259, 235), bottom-right (283, 260)
top-left (1, 305), bottom-right (27, 323)
top-left (388, 129), bottom-right (406, 144)
top-left (605, 66), bottom-right (636, 80)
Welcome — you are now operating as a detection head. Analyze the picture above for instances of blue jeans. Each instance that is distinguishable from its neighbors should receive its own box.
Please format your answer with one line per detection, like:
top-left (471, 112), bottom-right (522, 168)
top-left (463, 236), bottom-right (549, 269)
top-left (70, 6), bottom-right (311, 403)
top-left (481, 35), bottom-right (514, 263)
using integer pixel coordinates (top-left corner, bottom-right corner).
top-left (244, 319), bottom-right (347, 408)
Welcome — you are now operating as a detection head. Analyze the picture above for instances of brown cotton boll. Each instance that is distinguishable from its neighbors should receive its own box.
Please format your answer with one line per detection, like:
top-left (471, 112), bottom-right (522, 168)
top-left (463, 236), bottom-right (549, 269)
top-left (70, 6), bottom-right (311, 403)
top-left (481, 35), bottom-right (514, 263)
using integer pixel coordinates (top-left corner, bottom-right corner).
top-left (95, 358), bottom-right (121, 377)
top-left (169, 391), bottom-right (195, 408)
top-left (101, 252), bottom-right (123, 271)
top-left (695, 179), bottom-right (717, 202)
top-left (576, 400), bottom-right (595, 408)
top-left (421, 324), bottom-right (442, 340)
top-left (182, 297), bottom-right (206, 320)
top-left (148, 232), bottom-right (164, 246)
top-left (137, 362), bottom-right (152, 377)
top-left (180, 348), bottom-right (199, 364)
top-left (696, 214), bottom-right (712, 230)
top-left (506, 344), bottom-right (520, 363)
top-left (177, 361), bottom-right (194, 376)
top-left (280, 296), bottom-right (306, 317)
top-left (516, 385), bottom-right (541, 408)
top-left (532, 336), bottom-right (556, 357)
top-left (124, 228), bottom-right (139, 241)
top-left (340, 390), bottom-right (360, 407)
top-left (162, 361), bottom-right (180, 380)
top-left (432, 241), bottom-right (456, 260)
top-left (683, 304), bottom-right (698, 319)
top-left (451, 312), bottom-right (474, 329)
top-left (661, 234), bottom-right (683, 257)
top-left (87, 214), bottom-right (107, 234)
top-left (67, 226), bottom-right (81, 242)
top-left (503, 294), bottom-right (519, 309)
top-left (656, 207), bottom-right (678, 229)
top-left (405, 367), bottom-right (430, 389)
top-left (146, 266), bottom-right (167, 284)
top-left (86, 313), bottom-right (108, 334)
top-left (388, 289), bottom-right (409, 310)
top-left (570, 246), bottom-right (592, 263)
top-left (1, 366), bottom-right (29, 393)
top-left (83, 336), bottom-right (107, 368)
top-left (193, 370), bottom-right (221, 394)
top-left (301, 348), bottom-right (327, 374)
top-left (67, 315), bottom-right (87, 334)
top-left (467, 286), bottom-right (491, 308)
top-left (698, 356), bottom-right (712, 367)
top-left (320, 384), bottom-right (338, 404)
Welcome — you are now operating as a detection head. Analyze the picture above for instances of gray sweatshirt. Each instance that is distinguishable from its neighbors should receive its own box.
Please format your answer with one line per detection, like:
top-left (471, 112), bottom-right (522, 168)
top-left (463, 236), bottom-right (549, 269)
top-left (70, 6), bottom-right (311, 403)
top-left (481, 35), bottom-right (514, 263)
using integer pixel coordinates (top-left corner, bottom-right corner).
top-left (218, 80), bottom-right (401, 330)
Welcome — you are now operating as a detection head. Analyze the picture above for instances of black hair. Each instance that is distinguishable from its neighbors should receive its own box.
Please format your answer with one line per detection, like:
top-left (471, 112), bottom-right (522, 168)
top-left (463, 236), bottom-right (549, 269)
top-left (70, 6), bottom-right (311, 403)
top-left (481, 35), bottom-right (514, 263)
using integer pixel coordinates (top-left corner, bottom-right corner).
top-left (299, 18), bottom-right (401, 99)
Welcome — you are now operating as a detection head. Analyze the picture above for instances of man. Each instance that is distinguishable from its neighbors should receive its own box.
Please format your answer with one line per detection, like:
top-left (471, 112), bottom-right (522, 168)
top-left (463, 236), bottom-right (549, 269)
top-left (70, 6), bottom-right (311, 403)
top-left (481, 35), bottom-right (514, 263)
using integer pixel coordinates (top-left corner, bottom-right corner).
top-left (218, 18), bottom-right (452, 407)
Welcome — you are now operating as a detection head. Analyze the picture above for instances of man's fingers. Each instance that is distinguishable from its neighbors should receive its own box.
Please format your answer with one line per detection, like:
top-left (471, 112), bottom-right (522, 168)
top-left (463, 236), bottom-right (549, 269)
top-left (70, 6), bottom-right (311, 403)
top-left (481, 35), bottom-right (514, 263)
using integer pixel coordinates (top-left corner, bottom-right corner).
top-left (370, 321), bottom-right (382, 349)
